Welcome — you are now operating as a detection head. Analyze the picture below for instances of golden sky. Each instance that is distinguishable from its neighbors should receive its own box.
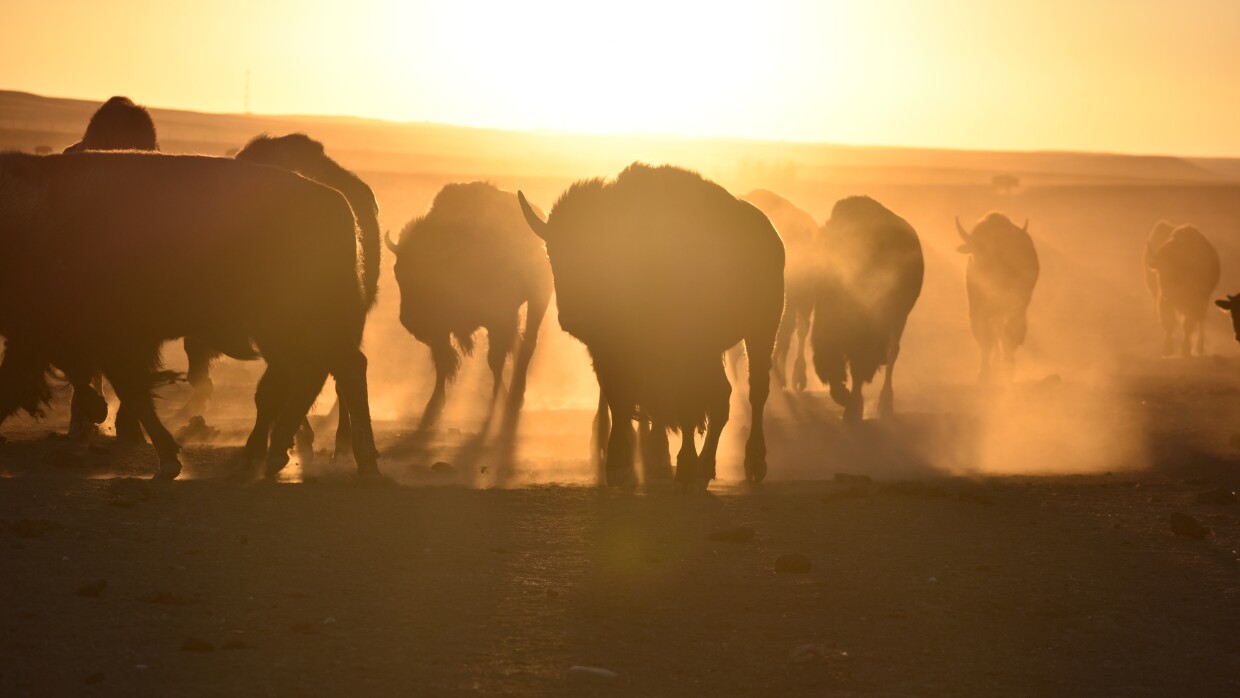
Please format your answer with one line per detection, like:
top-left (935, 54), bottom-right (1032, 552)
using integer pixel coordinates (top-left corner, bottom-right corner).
top-left (3, 0), bottom-right (1238, 156)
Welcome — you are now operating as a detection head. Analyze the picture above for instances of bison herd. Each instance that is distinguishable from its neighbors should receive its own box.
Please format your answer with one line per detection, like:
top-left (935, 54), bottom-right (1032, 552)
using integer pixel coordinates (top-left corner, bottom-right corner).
top-left (0, 96), bottom-right (1232, 488)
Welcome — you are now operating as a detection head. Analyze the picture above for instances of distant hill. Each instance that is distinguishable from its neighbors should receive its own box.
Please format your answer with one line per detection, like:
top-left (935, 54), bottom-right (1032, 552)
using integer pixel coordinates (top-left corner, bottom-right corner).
top-left (1, 89), bottom-right (1236, 190)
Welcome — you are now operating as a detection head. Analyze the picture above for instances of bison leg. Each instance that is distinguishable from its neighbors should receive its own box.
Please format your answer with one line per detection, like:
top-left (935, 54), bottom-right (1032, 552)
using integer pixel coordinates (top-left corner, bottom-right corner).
top-left (507, 287), bottom-right (551, 421)
top-left (103, 361), bottom-right (181, 480)
top-left (601, 392), bottom-right (636, 487)
top-left (879, 323), bottom-right (908, 418)
top-left (673, 422), bottom-right (700, 487)
top-left (791, 306), bottom-right (811, 392)
top-left (264, 363), bottom-right (331, 479)
top-left (114, 398), bottom-right (145, 443)
top-left (844, 363), bottom-right (866, 423)
top-left (420, 338), bottom-right (454, 429)
top-left (68, 374), bottom-right (108, 441)
top-left (1182, 312), bottom-right (1201, 357)
top-left (332, 349), bottom-right (380, 477)
top-left (698, 362), bottom-right (732, 483)
top-left (1158, 297), bottom-right (1177, 356)
top-left (486, 314), bottom-right (518, 407)
top-left (744, 328), bottom-right (775, 482)
top-left (590, 388), bottom-right (610, 476)
top-left (639, 417), bottom-right (673, 482)
top-left (332, 385), bottom-right (353, 460)
top-left (182, 336), bottom-right (215, 418)
top-left (772, 309), bottom-right (796, 389)
top-left (244, 365), bottom-right (289, 470)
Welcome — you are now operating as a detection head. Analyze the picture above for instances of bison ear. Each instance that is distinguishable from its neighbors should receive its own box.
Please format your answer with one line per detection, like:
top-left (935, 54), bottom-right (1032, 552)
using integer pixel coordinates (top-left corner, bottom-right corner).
top-left (955, 216), bottom-right (969, 242)
top-left (1022, 219), bottom-right (1029, 234)
top-left (518, 191), bottom-right (549, 240)
top-left (1217, 299), bottom-right (1233, 311)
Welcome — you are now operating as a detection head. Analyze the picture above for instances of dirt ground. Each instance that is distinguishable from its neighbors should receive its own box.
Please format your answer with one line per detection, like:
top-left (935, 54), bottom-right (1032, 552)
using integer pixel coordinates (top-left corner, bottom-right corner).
top-left (2, 359), bottom-right (1240, 697)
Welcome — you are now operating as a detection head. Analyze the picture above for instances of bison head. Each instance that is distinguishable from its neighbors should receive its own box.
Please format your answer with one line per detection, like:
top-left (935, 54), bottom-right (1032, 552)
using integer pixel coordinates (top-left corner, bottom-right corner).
top-left (518, 191), bottom-right (596, 339)
top-left (956, 215), bottom-right (1028, 256)
top-left (1216, 294), bottom-right (1240, 343)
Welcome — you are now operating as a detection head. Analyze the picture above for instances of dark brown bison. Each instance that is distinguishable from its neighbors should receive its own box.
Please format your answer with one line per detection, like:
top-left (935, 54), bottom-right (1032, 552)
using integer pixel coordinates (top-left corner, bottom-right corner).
top-left (956, 213), bottom-right (1039, 383)
top-left (740, 190), bottom-right (817, 390)
top-left (53, 97), bottom-right (160, 439)
top-left (518, 163), bottom-right (784, 486)
top-left (1147, 225), bottom-right (1219, 356)
top-left (388, 182), bottom-right (552, 428)
top-left (170, 133), bottom-right (382, 456)
top-left (812, 196), bottom-right (923, 421)
top-left (0, 151), bottom-right (379, 480)
top-left (62, 96), bottom-right (158, 153)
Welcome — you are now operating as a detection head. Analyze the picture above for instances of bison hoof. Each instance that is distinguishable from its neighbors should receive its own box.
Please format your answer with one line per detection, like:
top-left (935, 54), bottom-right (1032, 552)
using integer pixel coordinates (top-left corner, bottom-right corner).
top-left (153, 459), bottom-right (183, 481)
top-left (744, 456), bottom-right (767, 483)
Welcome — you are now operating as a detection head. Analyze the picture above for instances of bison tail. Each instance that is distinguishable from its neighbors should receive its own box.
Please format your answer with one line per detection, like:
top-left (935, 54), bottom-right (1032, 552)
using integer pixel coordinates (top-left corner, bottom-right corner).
top-left (358, 213), bottom-right (381, 309)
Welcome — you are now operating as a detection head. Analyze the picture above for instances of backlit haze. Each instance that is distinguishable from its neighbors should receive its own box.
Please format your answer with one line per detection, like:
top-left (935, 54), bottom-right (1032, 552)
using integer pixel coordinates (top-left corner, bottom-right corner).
top-left (3, 0), bottom-right (1240, 156)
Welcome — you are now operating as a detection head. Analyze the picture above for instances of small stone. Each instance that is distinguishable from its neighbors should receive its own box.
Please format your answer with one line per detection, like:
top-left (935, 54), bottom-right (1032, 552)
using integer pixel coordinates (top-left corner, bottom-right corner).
top-left (775, 553), bottom-right (812, 574)
top-left (834, 473), bottom-right (872, 485)
top-left (290, 621), bottom-right (321, 635)
top-left (567, 666), bottom-right (617, 680)
top-left (76, 579), bottom-right (107, 598)
top-left (83, 672), bottom-right (105, 685)
top-left (175, 416), bottom-right (220, 443)
top-left (181, 637), bottom-right (214, 652)
top-left (790, 643), bottom-right (830, 664)
top-left (431, 461), bottom-right (454, 474)
top-left (708, 526), bottom-right (756, 543)
top-left (1170, 512), bottom-right (1210, 539)
top-left (1195, 488), bottom-right (1238, 505)
top-left (139, 591), bottom-right (193, 606)
top-left (545, 588), bottom-right (560, 598)
top-left (87, 443), bottom-right (109, 455)
top-left (221, 639), bottom-right (248, 650)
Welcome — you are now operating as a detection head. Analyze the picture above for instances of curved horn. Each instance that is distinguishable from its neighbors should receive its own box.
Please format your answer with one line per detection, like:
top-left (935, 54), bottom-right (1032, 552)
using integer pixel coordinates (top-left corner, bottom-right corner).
top-left (1022, 218), bottom-right (1029, 233)
top-left (955, 216), bottom-right (969, 241)
top-left (518, 191), bottom-right (549, 240)
top-left (384, 230), bottom-right (398, 254)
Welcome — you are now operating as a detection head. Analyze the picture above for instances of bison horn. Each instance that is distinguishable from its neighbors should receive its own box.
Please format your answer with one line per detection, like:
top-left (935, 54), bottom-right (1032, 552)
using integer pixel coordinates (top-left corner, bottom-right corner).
top-left (518, 191), bottom-right (549, 240)
top-left (384, 230), bottom-right (398, 254)
top-left (1022, 218), bottom-right (1029, 233)
top-left (955, 216), bottom-right (969, 241)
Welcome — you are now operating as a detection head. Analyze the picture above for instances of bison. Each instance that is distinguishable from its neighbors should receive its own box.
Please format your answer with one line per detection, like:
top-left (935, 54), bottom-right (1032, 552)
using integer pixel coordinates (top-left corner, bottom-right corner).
top-left (52, 96), bottom-right (161, 439)
top-left (166, 133), bottom-right (382, 457)
top-left (0, 151), bottom-right (379, 480)
top-left (1148, 224), bottom-right (1220, 356)
top-left (62, 96), bottom-right (158, 153)
top-left (740, 190), bottom-right (817, 391)
top-left (956, 213), bottom-right (1040, 383)
top-left (387, 182), bottom-right (553, 428)
top-left (812, 196), bottom-right (923, 421)
top-left (518, 163), bottom-right (784, 486)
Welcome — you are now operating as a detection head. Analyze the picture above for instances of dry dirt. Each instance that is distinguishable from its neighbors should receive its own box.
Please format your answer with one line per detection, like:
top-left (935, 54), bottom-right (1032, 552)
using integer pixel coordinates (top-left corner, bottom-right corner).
top-left (2, 361), bottom-right (1240, 696)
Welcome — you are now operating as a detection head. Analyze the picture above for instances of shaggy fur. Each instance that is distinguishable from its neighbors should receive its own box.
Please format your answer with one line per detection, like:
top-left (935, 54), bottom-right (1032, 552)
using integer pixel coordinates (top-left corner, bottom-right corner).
top-left (520, 163), bottom-right (784, 486)
top-left (741, 189), bottom-right (818, 391)
top-left (391, 182), bottom-right (553, 428)
top-left (812, 196), bottom-right (923, 421)
top-left (0, 151), bottom-right (378, 479)
top-left (62, 96), bottom-right (158, 153)
top-left (957, 213), bottom-right (1040, 383)
top-left (1149, 225), bottom-right (1220, 356)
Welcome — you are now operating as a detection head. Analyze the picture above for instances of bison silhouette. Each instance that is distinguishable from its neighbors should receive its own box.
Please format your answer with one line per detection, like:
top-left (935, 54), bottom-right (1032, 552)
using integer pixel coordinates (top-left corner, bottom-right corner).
top-left (956, 213), bottom-right (1039, 383)
top-left (812, 196), bottom-right (923, 421)
top-left (1148, 225), bottom-right (1219, 356)
top-left (0, 151), bottom-right (379, 480)
top-left (518, 163), bottom-right (784, 486)
top-left (388, 182), bottom-right (553, 429)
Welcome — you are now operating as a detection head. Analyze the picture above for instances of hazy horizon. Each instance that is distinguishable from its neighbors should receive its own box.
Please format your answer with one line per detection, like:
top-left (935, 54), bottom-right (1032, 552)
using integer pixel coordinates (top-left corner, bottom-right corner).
top-left (5, 1), bottom-right (1240, 158)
